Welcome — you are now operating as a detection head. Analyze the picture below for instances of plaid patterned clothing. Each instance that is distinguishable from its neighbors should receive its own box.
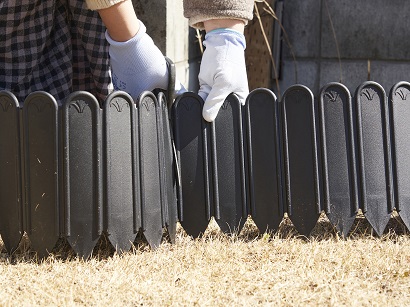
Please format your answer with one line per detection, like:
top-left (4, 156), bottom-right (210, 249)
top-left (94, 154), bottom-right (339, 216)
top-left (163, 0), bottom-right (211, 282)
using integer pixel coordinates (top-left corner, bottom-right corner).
top-left (0, 0), bottom-right (113, 105)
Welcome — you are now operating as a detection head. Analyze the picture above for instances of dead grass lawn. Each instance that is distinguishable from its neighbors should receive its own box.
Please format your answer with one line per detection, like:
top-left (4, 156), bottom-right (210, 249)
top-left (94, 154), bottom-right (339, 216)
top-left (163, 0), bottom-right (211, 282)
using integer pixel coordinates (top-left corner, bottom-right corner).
top-left (1, 215), bottom-right (410, 306)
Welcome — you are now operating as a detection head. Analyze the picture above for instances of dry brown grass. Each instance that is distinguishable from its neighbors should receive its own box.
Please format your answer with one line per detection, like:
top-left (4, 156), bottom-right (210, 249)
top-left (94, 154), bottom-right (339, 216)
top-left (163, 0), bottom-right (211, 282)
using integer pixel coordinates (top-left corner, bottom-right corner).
top-left (1, 215), bottom-right (410, 306)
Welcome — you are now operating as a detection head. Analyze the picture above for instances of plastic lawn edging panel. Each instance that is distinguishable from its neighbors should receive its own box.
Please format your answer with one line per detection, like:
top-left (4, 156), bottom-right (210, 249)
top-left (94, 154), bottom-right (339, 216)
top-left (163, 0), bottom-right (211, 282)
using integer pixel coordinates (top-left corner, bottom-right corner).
top-left (319, 83), bottom-right (358, 237)
top-left (2, 80), bottom-right (410, 257)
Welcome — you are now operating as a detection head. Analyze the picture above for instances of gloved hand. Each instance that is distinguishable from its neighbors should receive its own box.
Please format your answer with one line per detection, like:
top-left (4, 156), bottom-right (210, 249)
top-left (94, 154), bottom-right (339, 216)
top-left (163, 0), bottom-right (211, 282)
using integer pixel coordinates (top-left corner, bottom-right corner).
top-left (106, 20), bottom-right (186, 100)
top-left (198, 29), bottom-right (249, 122)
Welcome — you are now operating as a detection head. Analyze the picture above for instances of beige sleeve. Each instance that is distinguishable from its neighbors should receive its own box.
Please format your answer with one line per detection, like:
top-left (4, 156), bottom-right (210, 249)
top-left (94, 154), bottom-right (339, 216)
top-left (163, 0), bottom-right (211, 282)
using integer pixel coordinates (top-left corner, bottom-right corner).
top-left (86, 0), bottom-right (126, 10)
top-left (183, 0), bottom-right (254, 30)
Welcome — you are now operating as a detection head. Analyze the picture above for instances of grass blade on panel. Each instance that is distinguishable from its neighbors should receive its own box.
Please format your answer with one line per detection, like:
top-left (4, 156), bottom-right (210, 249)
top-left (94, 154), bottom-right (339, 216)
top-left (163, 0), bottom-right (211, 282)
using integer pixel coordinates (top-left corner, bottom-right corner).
top-left (281, 85), bottom-right (321, 236)
top-left (23, 92), bottom-right (60, 258)
top-left (319, 83), bottom-right (358, 237)
top-left (104, 91), bottom-right (139, 253)
top-left (245, 88), bottom-right (283, 233)
top-left (0, 91), bottom-right (23, 253)
top-left (355, 82), bottom-right (393, 236)
top-left (212, 94), bottom-right (247, 234)
top-left (63, 91), bottom-right (103, 258)
top-left (172, 93), bottom-right (211, 238)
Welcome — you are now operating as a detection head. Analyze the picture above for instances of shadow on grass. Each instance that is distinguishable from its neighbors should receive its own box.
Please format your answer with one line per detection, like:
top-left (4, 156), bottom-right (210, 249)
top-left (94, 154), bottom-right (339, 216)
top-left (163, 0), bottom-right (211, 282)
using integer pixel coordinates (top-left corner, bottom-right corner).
top-left (0, 228), bottom-right (174, 263)
top-left (273, 211), bottom-right (409, 241)
top-left (1, 212), bottom-right (409, 262)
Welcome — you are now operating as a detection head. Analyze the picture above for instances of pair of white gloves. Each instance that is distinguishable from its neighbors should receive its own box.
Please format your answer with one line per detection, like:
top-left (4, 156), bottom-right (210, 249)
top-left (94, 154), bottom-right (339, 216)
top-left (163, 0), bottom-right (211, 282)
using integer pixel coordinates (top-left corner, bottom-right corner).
top-left (106, 20), bottom-right (248, 122)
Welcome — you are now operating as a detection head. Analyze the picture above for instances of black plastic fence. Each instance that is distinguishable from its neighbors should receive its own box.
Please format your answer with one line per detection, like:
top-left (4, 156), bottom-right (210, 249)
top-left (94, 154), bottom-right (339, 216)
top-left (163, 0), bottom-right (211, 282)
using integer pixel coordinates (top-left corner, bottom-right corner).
top-left (1, 80), bottom-right (410, 258)
top-left (0, 90), bottom-right (177, 258)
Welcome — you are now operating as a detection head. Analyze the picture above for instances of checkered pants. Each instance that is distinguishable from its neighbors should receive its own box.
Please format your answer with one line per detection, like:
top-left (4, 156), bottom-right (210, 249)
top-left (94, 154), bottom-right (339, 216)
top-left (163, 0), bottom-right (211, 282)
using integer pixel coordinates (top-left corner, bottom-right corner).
top-left (0, 0), bottom-right (113, 105)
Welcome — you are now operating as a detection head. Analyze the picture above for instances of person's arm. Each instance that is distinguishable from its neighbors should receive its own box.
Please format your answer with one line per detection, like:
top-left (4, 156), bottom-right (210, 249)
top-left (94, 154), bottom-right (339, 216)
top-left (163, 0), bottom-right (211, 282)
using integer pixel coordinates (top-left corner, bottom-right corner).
top-left (91, 0), bottom-right (170, 100)
top-left (97, 0), bottom-right (140, 42)
top-left (203, 19), bottom-right (245, 34)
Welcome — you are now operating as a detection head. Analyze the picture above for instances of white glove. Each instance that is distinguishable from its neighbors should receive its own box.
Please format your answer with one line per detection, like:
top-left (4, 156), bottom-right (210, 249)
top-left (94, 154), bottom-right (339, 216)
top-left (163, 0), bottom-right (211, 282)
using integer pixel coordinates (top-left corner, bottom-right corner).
top-left (198, 29), bottom-right (249, 122)
top-left (106, 20), bottom-right (170, 100)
